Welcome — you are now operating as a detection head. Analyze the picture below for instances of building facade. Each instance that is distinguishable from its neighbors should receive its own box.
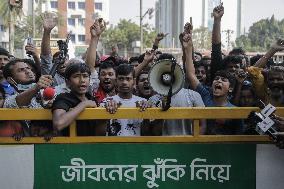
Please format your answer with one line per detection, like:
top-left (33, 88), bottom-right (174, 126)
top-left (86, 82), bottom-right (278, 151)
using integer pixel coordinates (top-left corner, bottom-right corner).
top-left (0, 0), bottom-right (110, 51)
top-left (155, 0), bottom-right (184, 48)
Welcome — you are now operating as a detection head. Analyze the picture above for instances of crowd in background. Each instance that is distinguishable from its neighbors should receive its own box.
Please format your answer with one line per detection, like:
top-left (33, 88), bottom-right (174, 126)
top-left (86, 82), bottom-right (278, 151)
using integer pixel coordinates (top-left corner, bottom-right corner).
top-left (0, 3), bottom-right (284, 141)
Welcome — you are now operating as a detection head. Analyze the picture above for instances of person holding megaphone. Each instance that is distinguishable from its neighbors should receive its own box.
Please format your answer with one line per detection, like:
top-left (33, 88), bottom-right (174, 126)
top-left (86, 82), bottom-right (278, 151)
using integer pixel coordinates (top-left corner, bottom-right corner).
top-left (148, 52), bottom-right (206, 136)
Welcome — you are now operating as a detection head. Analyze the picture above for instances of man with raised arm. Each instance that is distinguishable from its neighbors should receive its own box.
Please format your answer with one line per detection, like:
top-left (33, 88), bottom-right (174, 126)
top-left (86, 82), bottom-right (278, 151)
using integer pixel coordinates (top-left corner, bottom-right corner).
top-left (40, 12), bottom-right (68, 86)
top-left (247, 39), bottom-right (284, 106)
top-left (211, 4), bottom-right (243, 80)
top-left (182, 24), bottom-right (243, 135)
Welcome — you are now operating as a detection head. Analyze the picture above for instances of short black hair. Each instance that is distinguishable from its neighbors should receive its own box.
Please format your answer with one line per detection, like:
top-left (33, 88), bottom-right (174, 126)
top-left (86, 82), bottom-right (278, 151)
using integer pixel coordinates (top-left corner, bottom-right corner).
top-left (214, 70), bottom-right (236, 88)
top-left (250, 54), bottom-right (262, 66)
top-left (3, 58), bottom-right (25, 79)
top-left (194, 52), bottom-right (202, 58)
top-left (156, 53), bottom-right (176, 62)
top-left (194, 60), bottom-right (208, 70)
top-left (116, 57), bottom-right (128, 65)
top-left (129, 56), bottom-right (139, 64)
top-left (0, 47), bottom-right (10, 57)
top-left (99, 61), bottom-right (116, 75)
top-left (64, 63), bottom-right (91, 80)
top-left (116, 64), bottom-right (135, 78)
top-left (223, 55), bottom-right (243, 66)
top-left (136, 70), bottom-right (149, 85)
top-left (229, 47), bottom-right (246, 56)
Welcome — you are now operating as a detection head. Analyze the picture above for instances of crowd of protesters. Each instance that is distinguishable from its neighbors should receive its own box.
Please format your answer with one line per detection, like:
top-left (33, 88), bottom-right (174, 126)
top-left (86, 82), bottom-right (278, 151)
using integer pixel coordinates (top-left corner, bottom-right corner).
top-left (0, 3), bottom-right (284, 141)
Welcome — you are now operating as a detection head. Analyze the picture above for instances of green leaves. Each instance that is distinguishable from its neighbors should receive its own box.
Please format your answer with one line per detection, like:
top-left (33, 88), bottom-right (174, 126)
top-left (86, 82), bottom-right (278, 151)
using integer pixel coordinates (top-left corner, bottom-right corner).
top-left (0, 1), bottom-right (23, 26)
top-left (236, 15), bottom-right (284, 51)
top-left (101, 19), bottom-right (156, 51)
top-left (192, 26), bottom-right (212, 50)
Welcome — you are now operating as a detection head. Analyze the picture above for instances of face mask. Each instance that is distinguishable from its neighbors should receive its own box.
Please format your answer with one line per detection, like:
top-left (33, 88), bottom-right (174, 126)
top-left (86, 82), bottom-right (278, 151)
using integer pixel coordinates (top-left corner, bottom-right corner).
top-left (9, 77), bottom-right (36, 92)
top-left (17, 83), bottom-right (36, 91)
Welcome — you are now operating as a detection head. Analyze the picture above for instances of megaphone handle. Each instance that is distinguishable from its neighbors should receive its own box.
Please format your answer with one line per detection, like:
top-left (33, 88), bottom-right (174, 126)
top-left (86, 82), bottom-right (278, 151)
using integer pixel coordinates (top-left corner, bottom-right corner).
top-left (162, 58), bottom-right (176, 111)
top-left (162, 92), bottom-right (172, 111)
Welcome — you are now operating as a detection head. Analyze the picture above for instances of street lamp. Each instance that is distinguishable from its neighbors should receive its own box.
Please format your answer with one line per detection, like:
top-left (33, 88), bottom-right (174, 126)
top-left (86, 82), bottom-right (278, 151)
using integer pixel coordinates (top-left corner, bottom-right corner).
top-left (140, 0), bottom-right (154, 54)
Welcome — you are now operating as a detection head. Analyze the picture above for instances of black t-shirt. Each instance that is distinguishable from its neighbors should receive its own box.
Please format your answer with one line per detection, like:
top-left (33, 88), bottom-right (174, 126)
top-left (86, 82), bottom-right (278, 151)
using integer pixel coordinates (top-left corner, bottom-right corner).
top-left (52, 92), bottom-right (98, 136)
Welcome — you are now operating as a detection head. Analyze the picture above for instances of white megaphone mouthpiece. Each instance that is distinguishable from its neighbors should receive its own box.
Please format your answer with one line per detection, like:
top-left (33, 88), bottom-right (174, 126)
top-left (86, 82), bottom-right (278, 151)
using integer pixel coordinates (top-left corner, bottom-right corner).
top-left (149, 56), bottom-right (184, 96)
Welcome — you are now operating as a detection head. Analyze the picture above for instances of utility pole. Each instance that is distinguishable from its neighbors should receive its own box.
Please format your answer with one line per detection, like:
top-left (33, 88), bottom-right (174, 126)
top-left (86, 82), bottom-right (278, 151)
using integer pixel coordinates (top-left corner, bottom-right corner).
top-left (140, 0), bottom-right (143, 54)
top-left (223, 29), bottom-right (234, 51)
top-left (139, 0), bottom-right (154, 54)
top-left (201, 0), bottom-right (205, 27)
top-left (8, 0), bottom-right (23, 54)
top-left (8, 5), bottom-right (14, 54)
top-left (32, 0), bottom-right (35, 38)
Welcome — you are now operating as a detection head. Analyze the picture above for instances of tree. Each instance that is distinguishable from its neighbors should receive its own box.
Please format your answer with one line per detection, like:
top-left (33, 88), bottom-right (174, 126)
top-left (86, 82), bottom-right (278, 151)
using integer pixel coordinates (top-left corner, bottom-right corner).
top-left (14, 7), bottom-right (63, 50)
top-left (101, 19), bottom-right (157, 54)
top-left (192, 26), bottom-right (212, 50)
top-left (235, 15), bottom-right (284, 51)
top-left (0, 0), bottom-right (23, 53)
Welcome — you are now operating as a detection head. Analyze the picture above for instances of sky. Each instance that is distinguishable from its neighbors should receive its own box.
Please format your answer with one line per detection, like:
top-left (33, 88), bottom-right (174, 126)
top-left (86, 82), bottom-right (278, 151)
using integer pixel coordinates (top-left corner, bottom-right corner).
top-left (109, 0), bottom-right (284, 35)
top-left (109, 0), bottom-right (155, 27)
top-left (242, 0), bottom-right (284, 31)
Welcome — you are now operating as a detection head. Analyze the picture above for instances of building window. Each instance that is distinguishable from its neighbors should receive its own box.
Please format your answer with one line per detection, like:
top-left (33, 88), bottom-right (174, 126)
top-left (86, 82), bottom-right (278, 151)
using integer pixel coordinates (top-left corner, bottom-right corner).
top-left (78, 2), bottom-right (85, 9)
top-left (78, 35), bottom-right (85, 42)
top-left (0, 42), bottom-right (8, 49)
top-left (50, 1), bottom-right (58, 8)
top-left (68, 18), bottom-right (75, 26)
top-left (95, 2), bottom-right (102, 11)
top-left (0, 25), bottom-right (6, 32)
top-left (68, 1), bottom-right (76, 9)
top-left (70, 34), bottom-right (75, 43)
top-left (78, 18), bottom-right (85, 26)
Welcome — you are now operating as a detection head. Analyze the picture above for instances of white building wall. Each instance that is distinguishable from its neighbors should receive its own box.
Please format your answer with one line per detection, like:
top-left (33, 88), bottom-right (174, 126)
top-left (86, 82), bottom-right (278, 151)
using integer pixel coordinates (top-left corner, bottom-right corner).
top-left (66, 0), bottom-right (86, 45)
top-left (94, 0), bottom-right (110, 22)
top-left (0, 19), bottom-right (9, 49)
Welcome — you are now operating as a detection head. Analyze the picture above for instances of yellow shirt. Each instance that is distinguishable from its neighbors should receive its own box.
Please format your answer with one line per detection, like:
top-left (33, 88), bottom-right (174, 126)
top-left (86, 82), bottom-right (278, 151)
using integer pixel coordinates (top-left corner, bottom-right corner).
top-left (247, 66), bottom-right (268, 103)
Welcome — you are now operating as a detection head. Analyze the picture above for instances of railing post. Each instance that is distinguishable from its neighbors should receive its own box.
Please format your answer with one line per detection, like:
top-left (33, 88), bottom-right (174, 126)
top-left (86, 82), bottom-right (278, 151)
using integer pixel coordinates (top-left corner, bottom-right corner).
top-left (193, 120), bottom-right (200, 137)
top-left (70, 122), bottom-right (77, 137)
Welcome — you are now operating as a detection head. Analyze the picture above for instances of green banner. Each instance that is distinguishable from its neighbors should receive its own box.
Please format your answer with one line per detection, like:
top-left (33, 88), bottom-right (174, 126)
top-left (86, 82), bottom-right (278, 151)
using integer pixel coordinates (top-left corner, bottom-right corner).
top-left (35, 144), bottom-right (256, 189)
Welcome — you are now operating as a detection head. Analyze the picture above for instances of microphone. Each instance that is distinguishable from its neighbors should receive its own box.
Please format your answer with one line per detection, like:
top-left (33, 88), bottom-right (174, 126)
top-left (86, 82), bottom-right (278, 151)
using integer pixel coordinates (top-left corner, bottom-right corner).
top-left (248, 100), bottom-right (283, 147)
top-left (42, 87), bottom-right (56, 100)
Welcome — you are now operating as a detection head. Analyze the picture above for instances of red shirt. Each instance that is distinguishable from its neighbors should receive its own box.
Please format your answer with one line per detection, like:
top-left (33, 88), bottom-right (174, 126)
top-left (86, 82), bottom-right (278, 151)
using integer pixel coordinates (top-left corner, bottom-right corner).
top-left (0, 121), bottom-right (23, 137)
top-left (94, 86), bottom-right (107, 104)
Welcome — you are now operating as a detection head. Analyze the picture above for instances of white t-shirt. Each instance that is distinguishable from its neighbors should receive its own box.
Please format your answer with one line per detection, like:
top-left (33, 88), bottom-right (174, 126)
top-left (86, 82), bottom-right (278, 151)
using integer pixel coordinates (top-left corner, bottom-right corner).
top-left (101, 95), bottom-right (146, 136)
top-left (149, 88), bottom-right (205, 135)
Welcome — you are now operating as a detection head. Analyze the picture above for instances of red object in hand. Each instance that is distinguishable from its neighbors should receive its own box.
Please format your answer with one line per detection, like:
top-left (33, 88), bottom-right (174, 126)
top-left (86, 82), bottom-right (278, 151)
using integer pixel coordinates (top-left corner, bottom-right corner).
top-left (43, 87), bottom-right (55, 100)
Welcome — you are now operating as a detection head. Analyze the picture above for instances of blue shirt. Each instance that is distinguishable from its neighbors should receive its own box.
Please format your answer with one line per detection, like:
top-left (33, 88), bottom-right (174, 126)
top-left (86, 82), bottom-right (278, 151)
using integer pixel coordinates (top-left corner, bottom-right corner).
top-left (196, 83), bottom-right (234, 107)
top-left (195, 83), bottom-right (244, 134)
top-left (1, 80), bottom-right (16, 96)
